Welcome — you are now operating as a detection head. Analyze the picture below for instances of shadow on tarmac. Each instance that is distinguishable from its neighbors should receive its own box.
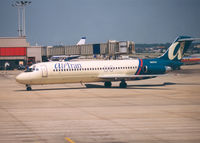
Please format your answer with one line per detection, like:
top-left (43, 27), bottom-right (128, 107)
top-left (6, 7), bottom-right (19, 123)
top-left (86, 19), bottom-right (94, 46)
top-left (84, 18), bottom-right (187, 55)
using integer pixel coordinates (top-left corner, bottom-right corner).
top-left (15, 87), bottom-right (85, 92)
top-left (15, 82), bottom-right (200, 91)
top-left (85, 82), bottom-right (175, 90)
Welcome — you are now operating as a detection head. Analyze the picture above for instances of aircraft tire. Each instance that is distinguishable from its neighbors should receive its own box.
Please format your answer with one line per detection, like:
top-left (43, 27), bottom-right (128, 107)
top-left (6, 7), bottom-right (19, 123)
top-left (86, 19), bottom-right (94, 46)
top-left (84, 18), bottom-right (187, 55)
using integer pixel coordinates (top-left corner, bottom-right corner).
top-left (104, 81), bottom-right (112, 88)
top-left (26, 85), bottom-right (32, 91)
top-left (120, 81), bottom-right (127, 88)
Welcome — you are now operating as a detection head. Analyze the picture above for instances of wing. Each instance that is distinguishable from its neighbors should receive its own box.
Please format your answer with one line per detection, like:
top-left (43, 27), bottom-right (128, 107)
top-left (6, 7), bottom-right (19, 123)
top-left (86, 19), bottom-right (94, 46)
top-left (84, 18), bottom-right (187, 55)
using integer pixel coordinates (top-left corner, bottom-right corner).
top-left (98, 74), bottom-right (166, 81)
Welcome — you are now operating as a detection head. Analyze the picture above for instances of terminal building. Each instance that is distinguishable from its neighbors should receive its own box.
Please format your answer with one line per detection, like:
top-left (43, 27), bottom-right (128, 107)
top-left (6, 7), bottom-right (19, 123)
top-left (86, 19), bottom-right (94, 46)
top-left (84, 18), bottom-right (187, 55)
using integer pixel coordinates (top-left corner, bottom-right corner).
top-left (0, 37), bottom-right (30, 69)
top-left (0, 37), bottom-right (135, 70)
top-left (42, 40), bottom-right (135, 60)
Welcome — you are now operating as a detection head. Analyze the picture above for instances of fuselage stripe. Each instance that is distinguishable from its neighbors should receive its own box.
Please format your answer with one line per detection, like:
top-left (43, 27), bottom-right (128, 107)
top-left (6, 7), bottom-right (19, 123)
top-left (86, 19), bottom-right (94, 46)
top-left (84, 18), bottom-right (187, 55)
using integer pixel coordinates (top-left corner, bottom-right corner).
top-left (135, 59), bottom-right (141, 74)
top-left (136, 59), bottom-right (143, 75)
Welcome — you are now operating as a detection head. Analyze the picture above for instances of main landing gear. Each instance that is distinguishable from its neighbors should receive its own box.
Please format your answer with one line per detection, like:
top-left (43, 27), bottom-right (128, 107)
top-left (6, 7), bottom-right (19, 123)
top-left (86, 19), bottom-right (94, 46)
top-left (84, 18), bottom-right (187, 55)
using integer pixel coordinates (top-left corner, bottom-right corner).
top-left (119, 80), bottom-right (127, 88)
top-left (104, 81), bottom-right (112, 88)
top-left (26, 84), bottom-right (32, 91)
top-left (104, 80), bottom-right (128, 88)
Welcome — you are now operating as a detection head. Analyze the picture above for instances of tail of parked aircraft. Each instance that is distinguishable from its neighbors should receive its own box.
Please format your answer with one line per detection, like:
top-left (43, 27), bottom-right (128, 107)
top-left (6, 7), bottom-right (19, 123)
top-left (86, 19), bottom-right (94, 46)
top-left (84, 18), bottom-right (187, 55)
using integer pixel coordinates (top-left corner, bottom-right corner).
top-left (158, 36), bottom-right (200, 61)
top-left (76, 37), bottom-right (86, 45)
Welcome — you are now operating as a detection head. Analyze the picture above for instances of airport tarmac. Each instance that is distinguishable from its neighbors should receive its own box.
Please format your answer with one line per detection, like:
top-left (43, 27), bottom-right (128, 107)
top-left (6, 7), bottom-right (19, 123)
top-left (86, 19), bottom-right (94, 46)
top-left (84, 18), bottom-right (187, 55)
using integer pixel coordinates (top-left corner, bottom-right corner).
top-left (0, 65), bottom-right (200, 143)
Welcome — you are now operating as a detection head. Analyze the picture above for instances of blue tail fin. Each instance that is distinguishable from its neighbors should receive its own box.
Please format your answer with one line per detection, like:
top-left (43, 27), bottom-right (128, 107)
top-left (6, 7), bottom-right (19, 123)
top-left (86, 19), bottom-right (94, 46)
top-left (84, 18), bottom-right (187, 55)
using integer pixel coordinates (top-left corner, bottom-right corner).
top-left (158, 36), bottom-right (194, 61)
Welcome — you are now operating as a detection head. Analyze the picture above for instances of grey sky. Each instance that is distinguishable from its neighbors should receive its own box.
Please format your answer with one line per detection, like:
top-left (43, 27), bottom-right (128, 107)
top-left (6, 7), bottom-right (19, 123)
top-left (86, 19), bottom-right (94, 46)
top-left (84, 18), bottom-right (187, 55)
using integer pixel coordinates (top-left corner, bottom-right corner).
top-left (0, 0), bottom-right (200, 45)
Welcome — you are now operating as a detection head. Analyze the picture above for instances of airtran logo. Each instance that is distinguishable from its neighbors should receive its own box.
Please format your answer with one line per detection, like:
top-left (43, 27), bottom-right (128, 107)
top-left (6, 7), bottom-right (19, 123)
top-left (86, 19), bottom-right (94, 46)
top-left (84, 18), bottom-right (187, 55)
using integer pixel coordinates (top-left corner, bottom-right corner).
top-left (168, 42), bottom-right (185, 60)
top-left (54, 63), bottom-right (82, 70)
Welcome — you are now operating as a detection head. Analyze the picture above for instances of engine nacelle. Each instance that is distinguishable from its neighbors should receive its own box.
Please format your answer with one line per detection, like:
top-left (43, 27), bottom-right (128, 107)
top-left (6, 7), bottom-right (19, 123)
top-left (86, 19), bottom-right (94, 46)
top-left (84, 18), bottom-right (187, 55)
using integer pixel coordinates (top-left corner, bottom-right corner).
top-left (143, 65), bottom-right (172, 74)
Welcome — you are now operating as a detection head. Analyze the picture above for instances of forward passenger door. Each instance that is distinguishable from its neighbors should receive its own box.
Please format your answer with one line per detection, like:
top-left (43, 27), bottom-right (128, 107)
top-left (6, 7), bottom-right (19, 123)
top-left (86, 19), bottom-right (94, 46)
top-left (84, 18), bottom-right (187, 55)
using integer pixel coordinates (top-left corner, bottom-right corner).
top-left (41, 65), bottom-right (48, 77)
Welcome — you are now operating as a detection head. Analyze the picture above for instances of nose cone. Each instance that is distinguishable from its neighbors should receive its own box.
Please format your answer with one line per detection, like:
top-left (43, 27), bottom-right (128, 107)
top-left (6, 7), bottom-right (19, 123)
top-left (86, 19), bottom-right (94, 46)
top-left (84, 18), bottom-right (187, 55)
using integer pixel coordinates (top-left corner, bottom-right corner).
top-left (16, 74), bottom-right (23, 83)
top-left (16, 73), bottom-right (29, 84)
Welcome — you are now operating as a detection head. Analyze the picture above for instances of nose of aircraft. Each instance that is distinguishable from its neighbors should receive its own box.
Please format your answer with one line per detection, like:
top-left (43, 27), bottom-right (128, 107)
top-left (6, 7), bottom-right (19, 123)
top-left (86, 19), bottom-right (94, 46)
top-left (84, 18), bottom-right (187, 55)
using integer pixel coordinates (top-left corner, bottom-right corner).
top-left (16, 73), bottom-right (25, 84)
top-left (16, 74), bottom-right (22, 83)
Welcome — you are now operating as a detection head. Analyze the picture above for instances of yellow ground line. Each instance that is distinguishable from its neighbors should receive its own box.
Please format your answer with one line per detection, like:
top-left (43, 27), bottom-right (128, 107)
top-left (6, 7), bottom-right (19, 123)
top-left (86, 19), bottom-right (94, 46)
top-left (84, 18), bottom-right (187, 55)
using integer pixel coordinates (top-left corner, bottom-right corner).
top-left (65, 137), bottom-right (76, 143)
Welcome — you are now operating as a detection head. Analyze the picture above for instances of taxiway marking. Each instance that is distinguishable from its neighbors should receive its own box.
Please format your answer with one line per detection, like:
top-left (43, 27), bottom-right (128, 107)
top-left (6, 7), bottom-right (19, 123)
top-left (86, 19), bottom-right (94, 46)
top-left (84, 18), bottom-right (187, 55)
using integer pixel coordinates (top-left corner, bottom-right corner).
top-left (65, 137), bottom-right (75, 143)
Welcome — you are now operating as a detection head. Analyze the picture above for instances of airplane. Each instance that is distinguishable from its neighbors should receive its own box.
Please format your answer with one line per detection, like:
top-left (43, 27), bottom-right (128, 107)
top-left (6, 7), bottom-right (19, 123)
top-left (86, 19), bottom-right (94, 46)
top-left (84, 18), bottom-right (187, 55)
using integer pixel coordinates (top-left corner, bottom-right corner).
top-left (16, 36), bottom-right (200, 91)
top-left (49, 55), bottom-right (80, 62)
top-left (181, 55), bottom-right (200, 65)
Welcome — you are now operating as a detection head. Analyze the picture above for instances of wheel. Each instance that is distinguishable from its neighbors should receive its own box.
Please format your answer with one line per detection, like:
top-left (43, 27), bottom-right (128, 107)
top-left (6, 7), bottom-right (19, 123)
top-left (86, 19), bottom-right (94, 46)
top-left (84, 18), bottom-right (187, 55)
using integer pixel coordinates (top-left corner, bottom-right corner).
top-left (26, 84), bottom-right (32, 91)
top-left (119, 81), bottom-right (127, 88)
top-left (26, 87), bottom-right (32, 91)
top-left (104, 81), bottom-right (112, 88)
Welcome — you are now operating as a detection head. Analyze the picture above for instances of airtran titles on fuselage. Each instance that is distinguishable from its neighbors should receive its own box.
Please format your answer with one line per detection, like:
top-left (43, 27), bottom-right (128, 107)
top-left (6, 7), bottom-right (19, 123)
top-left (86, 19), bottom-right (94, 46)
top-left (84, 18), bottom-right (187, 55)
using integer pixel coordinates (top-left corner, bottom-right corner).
top-left (54, 62), bottom-right (82, 70)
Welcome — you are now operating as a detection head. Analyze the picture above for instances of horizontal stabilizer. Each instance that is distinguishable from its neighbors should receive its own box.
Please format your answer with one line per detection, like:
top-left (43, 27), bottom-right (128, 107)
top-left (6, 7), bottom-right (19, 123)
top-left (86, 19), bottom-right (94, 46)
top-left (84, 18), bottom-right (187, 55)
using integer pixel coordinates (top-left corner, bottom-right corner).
top-left (178, 38), bottom-right (200, 42)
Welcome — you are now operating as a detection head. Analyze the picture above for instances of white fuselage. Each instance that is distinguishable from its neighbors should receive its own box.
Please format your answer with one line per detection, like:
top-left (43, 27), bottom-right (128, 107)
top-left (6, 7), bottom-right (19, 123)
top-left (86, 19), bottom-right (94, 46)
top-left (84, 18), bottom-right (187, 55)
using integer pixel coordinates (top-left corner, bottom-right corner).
top-left (16, 59), bottom-right (140, 85)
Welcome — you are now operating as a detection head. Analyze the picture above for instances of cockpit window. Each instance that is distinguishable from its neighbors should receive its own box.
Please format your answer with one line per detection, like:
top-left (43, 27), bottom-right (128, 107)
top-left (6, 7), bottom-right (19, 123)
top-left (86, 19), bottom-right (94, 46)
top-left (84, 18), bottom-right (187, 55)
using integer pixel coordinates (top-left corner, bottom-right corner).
top-left (24, 65), bottom-right (37, 72)
top-left (25, 67), bottom-right (33, 72)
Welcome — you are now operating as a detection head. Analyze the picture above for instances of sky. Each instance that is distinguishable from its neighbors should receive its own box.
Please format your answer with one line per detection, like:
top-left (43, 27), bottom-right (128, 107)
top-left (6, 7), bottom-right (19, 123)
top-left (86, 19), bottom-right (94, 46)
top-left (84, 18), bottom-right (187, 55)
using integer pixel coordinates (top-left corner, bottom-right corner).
top-left (0, 0), bottom-right (200, 45)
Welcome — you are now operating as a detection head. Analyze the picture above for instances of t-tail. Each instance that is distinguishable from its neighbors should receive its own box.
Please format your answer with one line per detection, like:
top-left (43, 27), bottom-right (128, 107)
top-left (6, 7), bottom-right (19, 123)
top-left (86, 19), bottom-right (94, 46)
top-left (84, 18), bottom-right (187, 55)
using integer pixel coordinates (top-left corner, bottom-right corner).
top-left (158, 36), bottom-right (200, 61)
top-left (76, 37), bottom-right (86, 45)
top-left (141, 36), bottom-right (200, 74)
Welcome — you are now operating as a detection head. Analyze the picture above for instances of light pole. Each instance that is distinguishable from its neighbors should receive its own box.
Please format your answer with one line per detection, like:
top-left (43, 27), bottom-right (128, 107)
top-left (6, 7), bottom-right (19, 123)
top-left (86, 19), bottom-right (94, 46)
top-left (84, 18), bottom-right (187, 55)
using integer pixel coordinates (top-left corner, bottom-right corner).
top-left (12, 1), bottom-right (31, 37)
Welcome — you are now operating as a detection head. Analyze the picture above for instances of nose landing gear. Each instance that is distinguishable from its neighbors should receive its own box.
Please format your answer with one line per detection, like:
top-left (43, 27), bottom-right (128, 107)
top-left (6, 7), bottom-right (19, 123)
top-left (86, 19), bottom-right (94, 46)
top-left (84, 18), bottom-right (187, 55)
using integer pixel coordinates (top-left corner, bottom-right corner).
top-left (26, 84), bottom-right (32, 91)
